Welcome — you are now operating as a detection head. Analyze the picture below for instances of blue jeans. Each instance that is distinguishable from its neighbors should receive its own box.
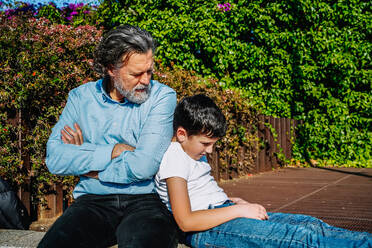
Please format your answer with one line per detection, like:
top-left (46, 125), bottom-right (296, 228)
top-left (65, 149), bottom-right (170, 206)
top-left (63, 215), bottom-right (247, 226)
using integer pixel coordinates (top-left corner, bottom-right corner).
top-left (38, 193), bottom-right (179, 248)
top-left (186, 203), bottom-right (372, 248)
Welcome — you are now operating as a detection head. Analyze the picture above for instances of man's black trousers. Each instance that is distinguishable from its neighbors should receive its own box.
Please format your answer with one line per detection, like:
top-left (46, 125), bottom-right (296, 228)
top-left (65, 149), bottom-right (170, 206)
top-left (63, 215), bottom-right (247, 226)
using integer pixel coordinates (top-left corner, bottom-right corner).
top-left (38, 193), bottom-right (179, 248)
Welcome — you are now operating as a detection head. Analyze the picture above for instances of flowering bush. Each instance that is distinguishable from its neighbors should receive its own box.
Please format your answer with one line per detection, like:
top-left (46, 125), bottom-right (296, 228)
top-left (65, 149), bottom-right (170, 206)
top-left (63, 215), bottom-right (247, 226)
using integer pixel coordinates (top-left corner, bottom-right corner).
top-left (1, 1), bottom-right (99, 25)
top-left (0, 13), bottom-right (102, 204)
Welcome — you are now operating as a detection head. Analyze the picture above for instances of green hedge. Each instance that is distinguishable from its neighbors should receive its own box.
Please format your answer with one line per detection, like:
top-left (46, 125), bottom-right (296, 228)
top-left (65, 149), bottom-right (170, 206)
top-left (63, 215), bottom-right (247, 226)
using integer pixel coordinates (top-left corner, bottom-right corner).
top-left (4, 0), bottom-right (369, 166)
top-left (90, 0), bottom-right (371, 166)
top-left (0, 14), bottom-right (103, 202)
top-left (1, 0), bottom-right (371, 173)
top-left (0, 13), bottom-right (259, 204)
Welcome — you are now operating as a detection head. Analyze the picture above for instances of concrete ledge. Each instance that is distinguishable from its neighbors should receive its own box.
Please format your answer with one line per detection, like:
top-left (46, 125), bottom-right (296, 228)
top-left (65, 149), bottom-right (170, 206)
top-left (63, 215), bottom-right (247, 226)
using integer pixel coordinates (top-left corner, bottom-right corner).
top-left (0, 229), bottom-right (45, 248)
top-left (0, 229), bottom-right (189, 248)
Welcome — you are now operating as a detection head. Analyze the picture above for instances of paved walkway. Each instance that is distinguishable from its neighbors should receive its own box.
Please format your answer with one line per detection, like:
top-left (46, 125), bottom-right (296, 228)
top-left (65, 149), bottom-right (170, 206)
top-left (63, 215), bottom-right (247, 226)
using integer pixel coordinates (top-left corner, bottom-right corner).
top-left (221, 167), bottom-right (372, 233)
top-left (1, 167), bottom-right (371, 247)
top-left (0, 229), bottom-right (188, 248)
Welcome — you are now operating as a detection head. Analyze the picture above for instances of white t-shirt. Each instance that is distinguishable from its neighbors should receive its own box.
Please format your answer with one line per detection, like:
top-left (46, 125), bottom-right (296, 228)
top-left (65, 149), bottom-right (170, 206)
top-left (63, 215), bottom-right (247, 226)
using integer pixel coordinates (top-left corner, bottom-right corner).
top-left (155, 142), bottom-right (228, 211)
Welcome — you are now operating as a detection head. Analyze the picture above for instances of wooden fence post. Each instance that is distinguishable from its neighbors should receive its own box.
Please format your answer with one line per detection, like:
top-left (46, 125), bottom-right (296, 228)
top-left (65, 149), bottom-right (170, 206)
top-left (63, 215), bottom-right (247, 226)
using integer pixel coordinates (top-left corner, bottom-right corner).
top-left (37, 183), bottom-right (64, 220)
top-left (280, 118), bottom-right (286, 160)
top-left (257, 115), bottom-right (265, 173)
top-left (10, 109), bottom-right (32, 218)
top-left (208, 147), bottom-right (220, 182)
top-left (266, 116), bottom-right (274, 171)
top-left (285, 118), bottom-right (291, 159)
top-left (268, 116), bottom-right (277, 169)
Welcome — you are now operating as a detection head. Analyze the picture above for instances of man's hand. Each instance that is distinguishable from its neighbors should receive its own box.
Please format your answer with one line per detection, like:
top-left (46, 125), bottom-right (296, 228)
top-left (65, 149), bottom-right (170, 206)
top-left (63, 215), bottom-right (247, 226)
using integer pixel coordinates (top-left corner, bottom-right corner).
top-left (81, 144), bottom-right (135, 178)
top-left (83, 171), bottom-right (99, 179)
top-left (61, 123), bottom-right (99, 179)
top-left (61, 123), bottom-right (83, 145)
top-left (111, 143), bottom-right (135, 159)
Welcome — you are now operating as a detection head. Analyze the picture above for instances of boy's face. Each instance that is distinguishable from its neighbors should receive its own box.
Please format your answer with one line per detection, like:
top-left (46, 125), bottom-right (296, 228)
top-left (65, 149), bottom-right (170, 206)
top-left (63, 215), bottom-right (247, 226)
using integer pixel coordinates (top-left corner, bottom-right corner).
top-left (177, 129), bottom-right (219, 160)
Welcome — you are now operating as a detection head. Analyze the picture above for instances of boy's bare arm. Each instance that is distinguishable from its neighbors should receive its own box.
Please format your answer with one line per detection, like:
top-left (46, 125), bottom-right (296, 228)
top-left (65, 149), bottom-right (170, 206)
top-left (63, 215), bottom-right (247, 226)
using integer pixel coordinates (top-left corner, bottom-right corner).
top-left (166, 177), bottom-right (269, 232)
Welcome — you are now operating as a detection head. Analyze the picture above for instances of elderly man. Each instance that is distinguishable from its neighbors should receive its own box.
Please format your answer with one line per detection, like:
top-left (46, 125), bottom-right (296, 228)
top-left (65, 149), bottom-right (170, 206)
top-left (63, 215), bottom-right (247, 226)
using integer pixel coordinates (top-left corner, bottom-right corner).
top-left (38, 25), bottom-right (178, 248)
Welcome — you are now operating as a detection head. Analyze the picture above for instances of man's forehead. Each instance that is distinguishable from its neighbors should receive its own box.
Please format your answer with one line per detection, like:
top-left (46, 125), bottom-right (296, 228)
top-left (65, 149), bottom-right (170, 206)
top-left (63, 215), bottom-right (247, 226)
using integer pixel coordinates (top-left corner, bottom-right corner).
top-left (122, 50), bottom-right (153, 65)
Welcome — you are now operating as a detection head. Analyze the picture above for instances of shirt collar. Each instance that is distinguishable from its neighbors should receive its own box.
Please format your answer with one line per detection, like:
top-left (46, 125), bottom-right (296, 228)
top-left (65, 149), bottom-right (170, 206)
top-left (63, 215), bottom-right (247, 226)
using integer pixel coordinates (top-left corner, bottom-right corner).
top-left (96, 77), bottom-right (129, 105)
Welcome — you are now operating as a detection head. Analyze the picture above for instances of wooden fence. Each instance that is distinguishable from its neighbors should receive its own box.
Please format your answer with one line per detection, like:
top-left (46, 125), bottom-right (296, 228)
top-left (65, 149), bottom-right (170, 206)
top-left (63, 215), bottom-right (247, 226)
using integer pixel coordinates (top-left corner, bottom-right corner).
top-left (208, 115), bottom-right (302, 181)
top-left (256, 115), bottom-right (302, 172)
top-left (16, 115), bottom-right (302, 223)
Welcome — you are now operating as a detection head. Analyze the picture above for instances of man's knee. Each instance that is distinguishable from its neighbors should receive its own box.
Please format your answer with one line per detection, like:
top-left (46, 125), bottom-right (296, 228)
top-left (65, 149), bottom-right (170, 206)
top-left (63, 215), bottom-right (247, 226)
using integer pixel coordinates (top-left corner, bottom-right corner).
top-left (116, 210), bottom-right (178, 248)
top-left (38, 203), bottom-right (116, 248)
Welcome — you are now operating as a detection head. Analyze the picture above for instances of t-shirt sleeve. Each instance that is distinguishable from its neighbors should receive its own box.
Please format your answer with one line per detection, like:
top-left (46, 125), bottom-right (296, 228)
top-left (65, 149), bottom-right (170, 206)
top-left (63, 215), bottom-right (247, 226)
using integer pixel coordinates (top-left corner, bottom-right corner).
top-left (157, 143), bottom-right (190, 181)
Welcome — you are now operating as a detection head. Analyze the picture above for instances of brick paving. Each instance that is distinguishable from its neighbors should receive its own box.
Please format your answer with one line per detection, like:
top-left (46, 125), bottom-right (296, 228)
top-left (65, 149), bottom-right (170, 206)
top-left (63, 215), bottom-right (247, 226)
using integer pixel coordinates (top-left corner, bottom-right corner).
top-left (220, 167), bottom-right (372, 233)
top-left (2, 167), bottom-right (371, 247)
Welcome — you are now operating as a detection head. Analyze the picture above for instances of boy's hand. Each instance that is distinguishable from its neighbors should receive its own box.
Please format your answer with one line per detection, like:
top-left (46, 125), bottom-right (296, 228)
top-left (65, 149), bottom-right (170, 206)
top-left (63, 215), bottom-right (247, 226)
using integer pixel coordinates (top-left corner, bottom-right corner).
top-left (234, 203), bottom-right (269, 220)
top-left (229, 197), bottom-right (250, 205)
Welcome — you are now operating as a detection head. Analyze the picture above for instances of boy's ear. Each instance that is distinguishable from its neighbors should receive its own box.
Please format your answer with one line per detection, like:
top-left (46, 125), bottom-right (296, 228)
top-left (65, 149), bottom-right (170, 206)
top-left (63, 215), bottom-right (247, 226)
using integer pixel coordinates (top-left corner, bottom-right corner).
top-left (176, 127), bottom-right (188, 143)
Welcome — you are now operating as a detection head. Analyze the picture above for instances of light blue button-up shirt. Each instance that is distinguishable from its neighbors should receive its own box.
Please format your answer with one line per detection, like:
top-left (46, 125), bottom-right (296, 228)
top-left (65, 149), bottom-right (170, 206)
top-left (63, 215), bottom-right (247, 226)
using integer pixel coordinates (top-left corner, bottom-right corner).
top-left (46, 78), bottom-right (177, 198)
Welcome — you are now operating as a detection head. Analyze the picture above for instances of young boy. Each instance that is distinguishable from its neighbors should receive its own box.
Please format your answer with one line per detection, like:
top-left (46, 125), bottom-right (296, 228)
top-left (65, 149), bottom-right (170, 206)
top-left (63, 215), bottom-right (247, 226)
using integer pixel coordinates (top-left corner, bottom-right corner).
top-left (155, 94), bottom-right (372, 248)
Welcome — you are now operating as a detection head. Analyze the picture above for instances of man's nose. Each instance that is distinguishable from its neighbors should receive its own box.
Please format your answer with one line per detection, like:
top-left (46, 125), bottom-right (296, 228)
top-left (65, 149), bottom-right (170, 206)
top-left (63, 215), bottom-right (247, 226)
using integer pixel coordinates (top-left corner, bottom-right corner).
top-left (139, 72), bottom-right (151, 85)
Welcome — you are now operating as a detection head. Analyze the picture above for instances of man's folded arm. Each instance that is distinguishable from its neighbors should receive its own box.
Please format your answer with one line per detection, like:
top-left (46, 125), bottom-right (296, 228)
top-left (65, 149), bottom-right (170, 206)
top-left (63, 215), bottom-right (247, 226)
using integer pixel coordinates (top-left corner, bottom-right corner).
top-left (98, 90), bottom-right (177, 184)
top-left (46, 91), bottom-right (114, 176)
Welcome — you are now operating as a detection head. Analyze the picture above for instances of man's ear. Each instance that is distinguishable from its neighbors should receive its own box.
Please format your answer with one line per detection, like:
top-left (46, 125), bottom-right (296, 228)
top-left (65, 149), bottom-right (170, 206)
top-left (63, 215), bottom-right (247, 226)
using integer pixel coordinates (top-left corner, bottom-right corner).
top-left (107, 65), bottom-right (115, 77)
top-left (176, 127), bottom-right (188, 143)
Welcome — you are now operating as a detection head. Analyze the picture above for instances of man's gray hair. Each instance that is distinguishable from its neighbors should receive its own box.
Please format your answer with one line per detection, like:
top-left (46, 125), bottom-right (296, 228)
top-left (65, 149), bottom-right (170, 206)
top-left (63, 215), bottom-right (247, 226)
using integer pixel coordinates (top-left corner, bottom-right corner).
top-left (93, 25), bottom-right (156, 76)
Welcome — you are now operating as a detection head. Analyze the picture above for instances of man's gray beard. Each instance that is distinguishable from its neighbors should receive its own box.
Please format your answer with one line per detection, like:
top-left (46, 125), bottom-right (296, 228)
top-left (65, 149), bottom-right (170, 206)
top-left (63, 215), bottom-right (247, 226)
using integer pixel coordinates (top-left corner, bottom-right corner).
top-left (114, 78), bottom-right (151, 104)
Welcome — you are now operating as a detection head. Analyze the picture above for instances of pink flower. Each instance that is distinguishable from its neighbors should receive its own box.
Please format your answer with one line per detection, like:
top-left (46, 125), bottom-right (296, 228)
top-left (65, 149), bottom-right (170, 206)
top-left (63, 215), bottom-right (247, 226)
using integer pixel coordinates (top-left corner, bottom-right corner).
top-left (224, 3), bottom-right (231, 11)
top-left (217, 2), bottom-right (231, 12)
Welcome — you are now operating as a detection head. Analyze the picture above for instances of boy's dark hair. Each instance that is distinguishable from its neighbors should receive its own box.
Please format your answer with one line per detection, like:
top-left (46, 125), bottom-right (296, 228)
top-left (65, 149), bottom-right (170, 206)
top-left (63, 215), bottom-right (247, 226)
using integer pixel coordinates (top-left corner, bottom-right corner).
top-left (174, 94), bottom-right (227, 137)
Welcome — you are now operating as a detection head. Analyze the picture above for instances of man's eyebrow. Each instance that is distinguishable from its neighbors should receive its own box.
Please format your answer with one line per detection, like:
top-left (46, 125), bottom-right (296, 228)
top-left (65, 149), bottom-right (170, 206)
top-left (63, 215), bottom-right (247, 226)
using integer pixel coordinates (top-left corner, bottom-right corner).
top-left (131, 67), bottom-right (154, 74)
